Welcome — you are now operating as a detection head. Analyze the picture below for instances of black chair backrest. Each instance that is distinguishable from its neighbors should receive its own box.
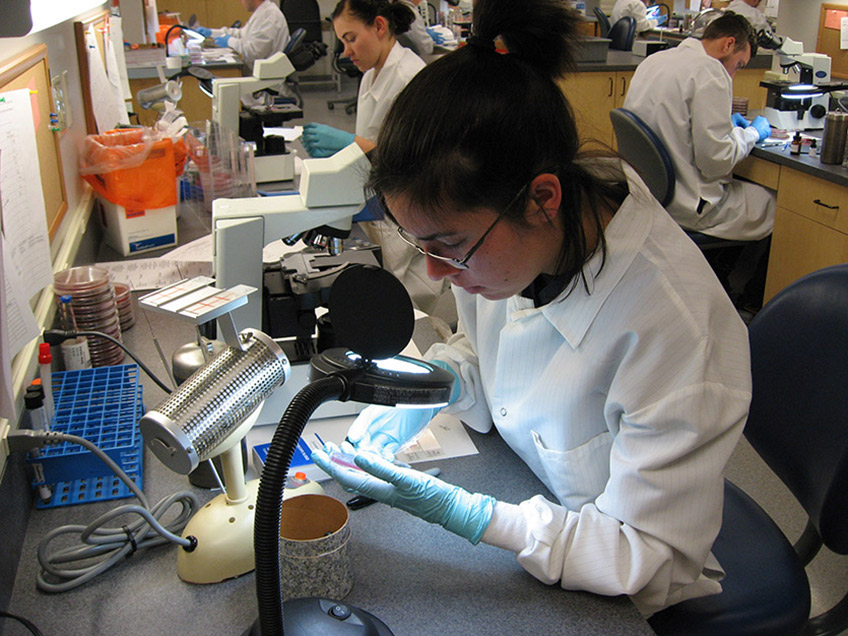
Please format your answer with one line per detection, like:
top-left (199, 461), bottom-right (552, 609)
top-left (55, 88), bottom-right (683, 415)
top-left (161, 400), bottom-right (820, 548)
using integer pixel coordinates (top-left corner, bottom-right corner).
top-left (746, 263), bottom-right (848, 555)
top-left (280, 0), bottom-right (323, 43)
top-left (285, 26), bottom-right (327, 72)
top-left (608, 16), bottom-right (636, 51)
top-left (609, 108), bottom-right (675, 206)
top-left (594, 7), bottom-right (611, 38)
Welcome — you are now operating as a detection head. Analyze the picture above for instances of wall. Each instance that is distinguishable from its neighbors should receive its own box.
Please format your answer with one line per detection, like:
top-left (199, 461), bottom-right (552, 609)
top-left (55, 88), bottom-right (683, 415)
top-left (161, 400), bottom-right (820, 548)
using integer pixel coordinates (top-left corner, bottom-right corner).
top-left (777, 0), bottom-right (848, 50)
top-left (0, 3), bottom-right (108, 616)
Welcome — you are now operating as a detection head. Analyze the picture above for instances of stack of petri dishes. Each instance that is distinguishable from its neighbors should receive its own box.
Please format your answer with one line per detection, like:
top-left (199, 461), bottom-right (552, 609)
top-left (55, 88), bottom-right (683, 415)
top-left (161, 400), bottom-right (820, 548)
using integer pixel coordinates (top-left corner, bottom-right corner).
top-left (114, 282), bottom-right (135, 332)
top-left (53, 266), bottom-right (124, 367)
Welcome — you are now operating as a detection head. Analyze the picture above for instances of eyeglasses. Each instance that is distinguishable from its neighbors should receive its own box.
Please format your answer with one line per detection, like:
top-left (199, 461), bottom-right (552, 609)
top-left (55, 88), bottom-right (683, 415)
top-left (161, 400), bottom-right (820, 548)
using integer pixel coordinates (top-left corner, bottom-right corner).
top-left (394, 183), bottom-right (530, 271)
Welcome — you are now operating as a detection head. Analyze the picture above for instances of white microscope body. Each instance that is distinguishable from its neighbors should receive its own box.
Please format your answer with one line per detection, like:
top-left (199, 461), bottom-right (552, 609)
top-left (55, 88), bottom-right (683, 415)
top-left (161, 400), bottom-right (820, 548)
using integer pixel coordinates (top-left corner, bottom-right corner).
top-left (211, 52), bottom-right (298, 182)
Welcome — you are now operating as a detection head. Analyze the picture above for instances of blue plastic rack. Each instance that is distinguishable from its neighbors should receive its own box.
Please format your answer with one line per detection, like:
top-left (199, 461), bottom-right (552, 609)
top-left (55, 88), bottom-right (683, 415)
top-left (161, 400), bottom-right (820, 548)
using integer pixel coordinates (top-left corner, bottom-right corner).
top-left (28, 364), bottom-right (144, 509)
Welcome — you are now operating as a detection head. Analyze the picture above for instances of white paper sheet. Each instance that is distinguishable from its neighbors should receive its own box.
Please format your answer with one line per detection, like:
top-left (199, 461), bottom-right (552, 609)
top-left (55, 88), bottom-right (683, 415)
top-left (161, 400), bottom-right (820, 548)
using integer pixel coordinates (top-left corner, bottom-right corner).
top-left (86, 26), bottom-right (129, 132)
top-left (97, 258), bottom-right (213, 291)
top-left (0, 88), bottom-right (53, 293)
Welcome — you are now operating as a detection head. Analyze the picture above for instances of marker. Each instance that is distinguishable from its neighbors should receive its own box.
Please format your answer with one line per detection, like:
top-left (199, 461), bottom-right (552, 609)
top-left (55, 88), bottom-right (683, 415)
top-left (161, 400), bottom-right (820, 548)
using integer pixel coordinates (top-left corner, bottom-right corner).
top-left (346, 467), bottom-right (441, 510)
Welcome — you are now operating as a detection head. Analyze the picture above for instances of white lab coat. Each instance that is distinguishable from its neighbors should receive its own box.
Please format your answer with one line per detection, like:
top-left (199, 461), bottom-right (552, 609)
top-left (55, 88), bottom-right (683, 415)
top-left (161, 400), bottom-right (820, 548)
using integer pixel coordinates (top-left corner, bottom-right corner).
top-left (212, 0), bottom-right (290, 70)
top-left (400, 0), bottom-right (434, 56)
top-left (427, 162), bottom-right (750, 616)
top-left (623, 37), bottom-right (775, 240)
top-left (724, 0), bottom-right (772, 34)
top-left (356, 42), bottom-right (453, 322)
top-left (610, 0), bottom-right (657, 33)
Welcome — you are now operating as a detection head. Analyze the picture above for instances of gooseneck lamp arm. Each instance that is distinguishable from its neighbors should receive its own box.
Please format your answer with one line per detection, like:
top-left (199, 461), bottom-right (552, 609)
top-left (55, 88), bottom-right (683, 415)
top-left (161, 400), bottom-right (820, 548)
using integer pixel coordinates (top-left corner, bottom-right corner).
top-left (253, 370), bottom-right (361, 636)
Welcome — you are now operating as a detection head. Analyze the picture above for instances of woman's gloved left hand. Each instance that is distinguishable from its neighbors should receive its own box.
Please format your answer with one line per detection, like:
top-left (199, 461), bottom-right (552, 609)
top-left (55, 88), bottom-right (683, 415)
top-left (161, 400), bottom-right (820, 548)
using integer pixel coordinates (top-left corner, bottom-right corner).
top-left (731, 112), bottom-right (750, 128)
top-left (194, 26), bottom-right (212, 37)
top-left (313, 445), bottom-right (495, 544)
top-left (301, 123), bottom-right (355, 158)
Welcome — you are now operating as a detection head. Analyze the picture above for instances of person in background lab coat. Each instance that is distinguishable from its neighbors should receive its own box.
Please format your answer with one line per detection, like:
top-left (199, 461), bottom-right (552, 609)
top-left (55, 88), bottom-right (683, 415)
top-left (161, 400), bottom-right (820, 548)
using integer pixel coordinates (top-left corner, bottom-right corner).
top-left (196, 0), bottom-right (290, 70)
top-left (624, 12), bottom-right (775, 308)
top-left (724, 0), bottom-right (772, 35)
top-left (399, 0), bottom-right (433, 57)
top-left (313, 0), bottom-right (750, 618)
top-left (301, 0), bottom-right (452, 322)
top-left (610, 0), bottom-right (662, 33)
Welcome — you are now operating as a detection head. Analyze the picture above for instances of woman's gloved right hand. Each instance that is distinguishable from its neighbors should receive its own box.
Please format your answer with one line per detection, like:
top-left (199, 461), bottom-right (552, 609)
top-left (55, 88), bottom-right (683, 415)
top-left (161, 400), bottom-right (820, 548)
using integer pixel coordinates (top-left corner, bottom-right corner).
top-left (426, 27), bottom-right (446, 45)
top-left (346, 404), bottom-right (443, 460)
top-left (346, 359), bottom-right (461, 459)
top-left (194, 26), bottom-right (212, 37)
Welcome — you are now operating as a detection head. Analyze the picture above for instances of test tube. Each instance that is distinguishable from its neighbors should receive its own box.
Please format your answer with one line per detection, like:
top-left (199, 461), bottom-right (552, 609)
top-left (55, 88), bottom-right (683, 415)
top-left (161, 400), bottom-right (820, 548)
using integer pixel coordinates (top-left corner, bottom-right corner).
top-left (37, 343), bottom-right (54, 427)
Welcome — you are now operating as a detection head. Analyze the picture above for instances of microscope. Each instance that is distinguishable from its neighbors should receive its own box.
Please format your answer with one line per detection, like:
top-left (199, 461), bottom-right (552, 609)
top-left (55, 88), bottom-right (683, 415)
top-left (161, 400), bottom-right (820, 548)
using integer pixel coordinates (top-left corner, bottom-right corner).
top-left (757, 32), bottom-right (848, 130)
top-left (212, 143), bottom-right (376, 424)
top-left (211, 52), bottom-right (303, 182)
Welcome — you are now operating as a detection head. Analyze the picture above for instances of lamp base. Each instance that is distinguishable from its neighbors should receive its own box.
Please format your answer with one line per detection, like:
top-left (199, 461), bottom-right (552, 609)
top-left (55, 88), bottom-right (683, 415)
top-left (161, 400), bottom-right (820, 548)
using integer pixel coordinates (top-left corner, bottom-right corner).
top-left (242, 598), bottom-right (395, 636)
top-left (177, 478), bottom-right (324, 584)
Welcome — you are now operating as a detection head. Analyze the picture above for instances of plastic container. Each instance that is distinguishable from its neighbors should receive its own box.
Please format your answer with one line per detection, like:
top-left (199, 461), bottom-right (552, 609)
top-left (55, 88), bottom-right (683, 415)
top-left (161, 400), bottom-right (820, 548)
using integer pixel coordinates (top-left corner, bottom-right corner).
top-left (27, 365), bottom-right (143, 499)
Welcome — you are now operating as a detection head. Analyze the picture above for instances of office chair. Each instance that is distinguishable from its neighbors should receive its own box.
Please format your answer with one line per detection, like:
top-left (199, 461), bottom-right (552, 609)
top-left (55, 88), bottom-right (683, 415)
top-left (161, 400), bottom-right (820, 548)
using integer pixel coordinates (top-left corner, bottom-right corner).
top-left (327, 35), bottom-right (360, 115)
top-left (593, 7), bottom-right (611, 38)
top-left (608, 16), bottom-right (636, 51)
top-left (649, 262), bottom-right (848, 636)
top-left (609, 108), bottom-right (749, 251)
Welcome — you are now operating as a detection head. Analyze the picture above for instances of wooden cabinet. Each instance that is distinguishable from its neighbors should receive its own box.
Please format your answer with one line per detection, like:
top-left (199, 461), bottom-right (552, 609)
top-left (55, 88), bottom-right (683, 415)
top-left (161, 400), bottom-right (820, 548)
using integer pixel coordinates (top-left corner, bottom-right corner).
top-left (763, 167), bottom-right (848, 303)
top-left (558, 70), bottom-right (633, 148)
top-left (156, 0), bottom-right (250, 29)
top-left (732, 68), bottom-right (768, 112)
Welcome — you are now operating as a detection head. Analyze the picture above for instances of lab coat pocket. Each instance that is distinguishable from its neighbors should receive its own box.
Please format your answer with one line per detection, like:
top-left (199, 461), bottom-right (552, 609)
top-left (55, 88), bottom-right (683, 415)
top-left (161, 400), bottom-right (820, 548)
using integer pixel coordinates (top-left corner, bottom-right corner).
top-left (532, 430), bottom-right (612, 512)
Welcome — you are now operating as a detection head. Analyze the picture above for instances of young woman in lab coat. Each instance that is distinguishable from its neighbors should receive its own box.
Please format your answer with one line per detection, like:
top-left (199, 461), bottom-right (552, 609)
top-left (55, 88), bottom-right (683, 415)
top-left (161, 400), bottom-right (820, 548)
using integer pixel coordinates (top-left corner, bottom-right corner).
top-left (302, 0), bottom-right (453, 322)
top-left (313, 0), bottom-right (751, 617)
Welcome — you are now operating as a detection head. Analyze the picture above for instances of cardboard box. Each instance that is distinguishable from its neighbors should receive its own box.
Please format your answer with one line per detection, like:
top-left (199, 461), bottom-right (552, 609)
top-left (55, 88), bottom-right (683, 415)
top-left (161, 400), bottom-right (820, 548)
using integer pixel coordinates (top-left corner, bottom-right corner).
top-left (99, 197), bottom-right (177, 256)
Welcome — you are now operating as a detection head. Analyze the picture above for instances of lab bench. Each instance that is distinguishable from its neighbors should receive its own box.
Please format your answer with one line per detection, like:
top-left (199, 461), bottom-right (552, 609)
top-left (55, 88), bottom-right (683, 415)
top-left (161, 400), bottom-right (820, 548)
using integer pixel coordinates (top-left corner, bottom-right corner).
top-left (125, 47), bottom-right (245, 127)
top-left (733, 137), bottom-right (848, 304)
top-left (5, 229), bottom-right (655, 634)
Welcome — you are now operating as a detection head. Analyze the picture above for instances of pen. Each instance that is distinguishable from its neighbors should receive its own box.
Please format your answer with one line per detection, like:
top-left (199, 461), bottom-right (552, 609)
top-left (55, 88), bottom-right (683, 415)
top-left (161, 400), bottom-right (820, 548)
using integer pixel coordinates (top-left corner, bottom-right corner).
top-left (346, 467), bottom-right (441, 510)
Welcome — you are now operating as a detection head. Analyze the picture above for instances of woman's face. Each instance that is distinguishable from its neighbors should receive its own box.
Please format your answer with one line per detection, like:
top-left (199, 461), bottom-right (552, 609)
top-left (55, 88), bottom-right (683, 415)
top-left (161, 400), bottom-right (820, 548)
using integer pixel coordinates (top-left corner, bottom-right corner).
top-left (334, 10), bottom-right (390, 73)
top-left (385, 183), bottom-right (563, 301)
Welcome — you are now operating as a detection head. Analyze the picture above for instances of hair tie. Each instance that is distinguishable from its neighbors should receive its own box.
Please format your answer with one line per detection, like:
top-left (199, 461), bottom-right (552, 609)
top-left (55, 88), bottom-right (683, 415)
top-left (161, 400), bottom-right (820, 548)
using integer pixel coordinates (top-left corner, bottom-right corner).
top-left (466, 34), bottom-right (495, 51)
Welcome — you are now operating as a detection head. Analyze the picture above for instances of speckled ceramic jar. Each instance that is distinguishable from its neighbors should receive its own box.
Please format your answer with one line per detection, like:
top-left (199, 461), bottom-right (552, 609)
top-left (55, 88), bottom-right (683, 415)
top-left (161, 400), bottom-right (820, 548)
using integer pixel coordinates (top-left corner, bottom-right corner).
top-left (278, 494), bottom-right (353, 601)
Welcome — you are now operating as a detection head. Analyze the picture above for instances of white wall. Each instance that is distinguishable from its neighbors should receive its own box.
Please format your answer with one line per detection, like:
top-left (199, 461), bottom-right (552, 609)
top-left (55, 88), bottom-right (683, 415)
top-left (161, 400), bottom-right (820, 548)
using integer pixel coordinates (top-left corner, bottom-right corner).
top-left (776, 0), bottom-right (848, 50)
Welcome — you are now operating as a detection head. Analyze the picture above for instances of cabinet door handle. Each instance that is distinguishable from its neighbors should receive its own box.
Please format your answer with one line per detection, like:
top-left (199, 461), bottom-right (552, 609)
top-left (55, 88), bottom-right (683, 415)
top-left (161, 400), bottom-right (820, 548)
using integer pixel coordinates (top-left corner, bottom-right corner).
top-left (813, 199), bottom-right (839, 210)
top-left (608, 77), bottom-right (613, 97)
top-left (619, 77), bottom-right (626, 97)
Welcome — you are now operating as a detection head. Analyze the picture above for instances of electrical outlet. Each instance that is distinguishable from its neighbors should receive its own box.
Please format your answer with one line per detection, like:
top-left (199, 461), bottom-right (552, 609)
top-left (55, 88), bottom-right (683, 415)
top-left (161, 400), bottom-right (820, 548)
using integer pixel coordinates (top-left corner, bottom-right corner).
top-left (49, 70), bottom-right (70, 132)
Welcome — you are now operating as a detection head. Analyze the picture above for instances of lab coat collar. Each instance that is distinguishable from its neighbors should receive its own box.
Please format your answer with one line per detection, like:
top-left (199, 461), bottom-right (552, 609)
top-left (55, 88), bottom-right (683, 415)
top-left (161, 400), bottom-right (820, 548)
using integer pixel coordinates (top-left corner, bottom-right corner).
top-left (511, 162), bottom-right (653, 349)
top-left (367, 41), bottom-right (407, 103)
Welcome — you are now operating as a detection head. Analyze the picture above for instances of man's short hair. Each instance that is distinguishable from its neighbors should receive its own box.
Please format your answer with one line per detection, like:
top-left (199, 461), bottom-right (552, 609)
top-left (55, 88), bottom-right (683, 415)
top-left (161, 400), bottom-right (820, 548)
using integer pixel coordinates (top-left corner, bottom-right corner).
top-left (703, 12), bottom-right (758, 56)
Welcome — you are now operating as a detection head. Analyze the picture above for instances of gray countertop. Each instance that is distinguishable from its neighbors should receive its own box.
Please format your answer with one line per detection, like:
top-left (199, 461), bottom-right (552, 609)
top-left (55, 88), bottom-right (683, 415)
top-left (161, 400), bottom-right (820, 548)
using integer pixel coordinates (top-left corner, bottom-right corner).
top-left (751, 131), bottom-right (848, 187)
top-left (6, 207), bottom-right (655, 635)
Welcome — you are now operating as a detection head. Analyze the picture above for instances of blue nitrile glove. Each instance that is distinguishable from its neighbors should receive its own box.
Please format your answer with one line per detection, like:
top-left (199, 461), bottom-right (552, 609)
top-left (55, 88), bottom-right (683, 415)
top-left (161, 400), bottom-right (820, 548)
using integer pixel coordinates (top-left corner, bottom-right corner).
top-left (655, 13), bottom-right (667, 26)
top-left (426, 27), bottom-right (446, 45)
top-left (313, 446), bottom-right (496, 544)
top-left (301, 123), bottom-right (356, 158)
top-left (195, 26), bottom-right (212, 37)
top-left (214, 35), bottom-right (231, 48)
top-left (345, 359), bottom-right (460, 459)
top-left (731, 112), bottom-right (750, 128)
top-left (749, 115), bottom-right (771, 142)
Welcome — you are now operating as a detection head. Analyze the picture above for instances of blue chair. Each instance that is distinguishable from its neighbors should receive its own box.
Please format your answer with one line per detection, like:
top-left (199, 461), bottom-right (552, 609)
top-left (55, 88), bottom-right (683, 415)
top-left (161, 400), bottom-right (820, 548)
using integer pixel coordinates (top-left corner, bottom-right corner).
top-left (608, 16), bottom-right (636, 51)
top-left (593, 6), bottom-right (611, 38)
top-left (609, 107), bottom-right (749, 252)
top-left (649, 263), bottom-right (848, 636)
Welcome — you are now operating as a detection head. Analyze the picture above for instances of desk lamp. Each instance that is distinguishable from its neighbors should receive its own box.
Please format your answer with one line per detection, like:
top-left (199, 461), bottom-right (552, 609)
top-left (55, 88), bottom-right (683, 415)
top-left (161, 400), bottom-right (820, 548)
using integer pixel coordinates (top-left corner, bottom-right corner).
top-left (247, 264), bottom-right (454, 636)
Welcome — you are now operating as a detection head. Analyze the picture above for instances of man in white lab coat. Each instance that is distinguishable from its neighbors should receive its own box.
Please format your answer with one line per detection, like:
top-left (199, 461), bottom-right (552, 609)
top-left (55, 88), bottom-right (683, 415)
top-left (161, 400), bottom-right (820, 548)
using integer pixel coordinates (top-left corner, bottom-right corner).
top-left (197, 0), bottom-right (290, 70)
top-left (724, 0), bottom-right (772, 35)
top-left (624, 12), bottom-right (775, 247)
top-left (610, 0), bottom-right (660, 33)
